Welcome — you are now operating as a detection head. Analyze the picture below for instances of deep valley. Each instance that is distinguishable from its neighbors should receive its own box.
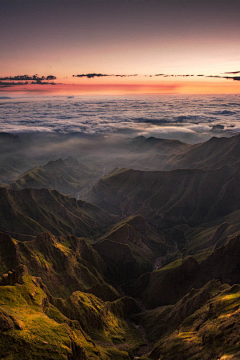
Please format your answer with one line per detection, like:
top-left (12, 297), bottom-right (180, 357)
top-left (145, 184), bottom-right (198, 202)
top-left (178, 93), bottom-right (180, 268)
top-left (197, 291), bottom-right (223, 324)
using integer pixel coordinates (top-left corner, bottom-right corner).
top-left (1, 132), bottom-right (240, 359)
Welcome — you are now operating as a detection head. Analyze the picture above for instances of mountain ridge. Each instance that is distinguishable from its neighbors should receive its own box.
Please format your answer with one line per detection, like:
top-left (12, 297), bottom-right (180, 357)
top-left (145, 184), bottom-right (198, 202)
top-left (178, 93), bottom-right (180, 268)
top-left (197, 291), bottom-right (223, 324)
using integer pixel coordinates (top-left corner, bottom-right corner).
top-left (0, 186), bottom-right (116, 240)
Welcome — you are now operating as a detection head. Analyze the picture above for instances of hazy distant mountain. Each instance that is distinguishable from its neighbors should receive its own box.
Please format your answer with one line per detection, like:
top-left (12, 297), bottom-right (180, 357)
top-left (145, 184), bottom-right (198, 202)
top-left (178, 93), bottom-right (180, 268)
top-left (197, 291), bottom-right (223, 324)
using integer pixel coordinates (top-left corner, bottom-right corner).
top-left (2, 133), bottom-right (240, 193)
top-left (168, 134), bottom-right (240, 170)
top-left (10, 156), bottom-right (98, 197)
top-left (126, 133), bottom-right (240, 171)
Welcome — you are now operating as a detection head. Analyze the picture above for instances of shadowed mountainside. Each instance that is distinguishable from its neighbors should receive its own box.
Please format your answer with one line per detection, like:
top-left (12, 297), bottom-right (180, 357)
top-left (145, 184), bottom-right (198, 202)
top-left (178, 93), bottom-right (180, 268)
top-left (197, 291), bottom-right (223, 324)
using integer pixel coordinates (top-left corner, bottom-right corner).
top-left (132, 234), bottom-right (240, 309)
top-left (84, 165), bottom-right (240, 229)
top-left (0, 187), bottom-right (116, 240)
top-left (93, 215), bottom-right (168, 282)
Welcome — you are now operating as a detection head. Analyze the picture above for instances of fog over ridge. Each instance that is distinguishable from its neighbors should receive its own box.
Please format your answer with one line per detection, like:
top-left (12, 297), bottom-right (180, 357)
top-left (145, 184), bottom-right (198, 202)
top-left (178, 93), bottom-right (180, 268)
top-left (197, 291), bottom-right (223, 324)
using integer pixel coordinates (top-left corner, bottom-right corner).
top-left (1, 94), bottom-right (240, 144)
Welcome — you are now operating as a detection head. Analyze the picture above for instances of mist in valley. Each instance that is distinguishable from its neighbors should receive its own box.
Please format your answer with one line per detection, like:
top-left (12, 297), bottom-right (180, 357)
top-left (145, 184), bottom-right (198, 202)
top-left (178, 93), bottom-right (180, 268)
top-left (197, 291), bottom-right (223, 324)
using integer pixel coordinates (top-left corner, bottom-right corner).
top-left (2, 98), bottom-right (240, 359)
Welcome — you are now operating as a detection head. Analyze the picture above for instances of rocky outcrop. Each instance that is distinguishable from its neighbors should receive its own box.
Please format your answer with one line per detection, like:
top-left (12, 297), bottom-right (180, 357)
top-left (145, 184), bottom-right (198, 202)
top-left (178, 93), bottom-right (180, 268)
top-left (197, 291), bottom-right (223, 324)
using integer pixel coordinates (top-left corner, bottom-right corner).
top-left (0, 264), bottom-right (28, 286)
top-left (0, 232), bottom-right (21, 274)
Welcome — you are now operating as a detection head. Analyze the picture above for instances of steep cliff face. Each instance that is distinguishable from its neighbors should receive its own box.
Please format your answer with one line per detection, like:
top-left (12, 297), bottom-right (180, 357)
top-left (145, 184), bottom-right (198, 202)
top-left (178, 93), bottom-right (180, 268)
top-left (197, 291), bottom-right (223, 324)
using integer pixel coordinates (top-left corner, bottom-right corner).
top-left (0, 232), bottom-right (21, 274)
top-left (19, 232), bottom-right (109, 298)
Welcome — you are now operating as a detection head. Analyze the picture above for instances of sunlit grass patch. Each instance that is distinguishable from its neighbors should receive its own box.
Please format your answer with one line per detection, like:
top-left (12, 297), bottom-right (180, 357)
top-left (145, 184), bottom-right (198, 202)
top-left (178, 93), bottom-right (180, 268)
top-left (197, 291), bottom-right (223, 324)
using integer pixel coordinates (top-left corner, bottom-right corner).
top-left (0, 272), bottom-right (143, 359)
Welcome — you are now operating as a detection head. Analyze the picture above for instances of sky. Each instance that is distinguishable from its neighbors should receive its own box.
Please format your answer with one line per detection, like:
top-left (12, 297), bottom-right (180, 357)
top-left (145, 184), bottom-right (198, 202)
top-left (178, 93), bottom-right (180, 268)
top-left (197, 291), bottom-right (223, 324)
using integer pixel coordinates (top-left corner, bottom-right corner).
top-left (1, 0), bottom-right (240, 95)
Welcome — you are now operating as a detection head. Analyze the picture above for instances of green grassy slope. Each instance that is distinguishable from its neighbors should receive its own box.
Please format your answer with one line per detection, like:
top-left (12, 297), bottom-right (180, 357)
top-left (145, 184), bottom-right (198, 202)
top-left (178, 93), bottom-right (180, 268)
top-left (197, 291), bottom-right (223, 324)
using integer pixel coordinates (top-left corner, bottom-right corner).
top-left (140, 281), bottom-right (240, 360)
top-left (0, 232), bottom-right (120, 301)
top-left (0, 266), bottom-right (143, 360)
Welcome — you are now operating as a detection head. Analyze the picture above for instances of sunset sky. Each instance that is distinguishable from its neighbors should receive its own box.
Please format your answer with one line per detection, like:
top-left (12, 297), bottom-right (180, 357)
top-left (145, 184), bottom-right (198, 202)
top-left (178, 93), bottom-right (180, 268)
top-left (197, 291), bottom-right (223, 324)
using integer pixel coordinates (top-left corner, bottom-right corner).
top-left (1, 0), bottom-right (240, 95)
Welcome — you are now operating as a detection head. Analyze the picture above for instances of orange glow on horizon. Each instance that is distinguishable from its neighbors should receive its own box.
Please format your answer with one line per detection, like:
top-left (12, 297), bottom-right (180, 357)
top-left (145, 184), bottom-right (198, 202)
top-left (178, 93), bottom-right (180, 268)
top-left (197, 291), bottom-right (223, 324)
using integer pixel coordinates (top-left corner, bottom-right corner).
top-left (1, 78), bottom-right (240, 96)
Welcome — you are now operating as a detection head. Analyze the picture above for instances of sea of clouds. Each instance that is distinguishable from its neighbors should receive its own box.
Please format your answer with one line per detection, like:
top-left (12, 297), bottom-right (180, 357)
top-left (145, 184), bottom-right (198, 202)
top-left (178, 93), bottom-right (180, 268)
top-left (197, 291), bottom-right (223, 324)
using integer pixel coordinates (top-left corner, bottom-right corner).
top-left (0, 94), bottom-right (240, 144)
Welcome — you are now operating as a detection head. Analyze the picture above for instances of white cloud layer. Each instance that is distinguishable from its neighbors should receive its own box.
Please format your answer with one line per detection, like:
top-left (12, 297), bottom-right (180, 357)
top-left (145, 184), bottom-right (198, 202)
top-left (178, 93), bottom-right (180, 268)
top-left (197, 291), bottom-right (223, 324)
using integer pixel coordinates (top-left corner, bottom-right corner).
top-left (0, 94), bottom-right (240, 144)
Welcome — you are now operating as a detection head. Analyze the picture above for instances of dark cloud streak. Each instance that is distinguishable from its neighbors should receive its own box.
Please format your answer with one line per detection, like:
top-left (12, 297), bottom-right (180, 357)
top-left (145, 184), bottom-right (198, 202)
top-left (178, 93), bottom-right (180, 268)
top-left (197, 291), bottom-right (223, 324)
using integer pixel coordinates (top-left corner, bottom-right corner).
top-left (155, 74), bottom-right (194, 77)
top-left (0, 81), bottom-right (59, 89)
top-left (0, 75), bottom-right (57, 81)
top-left (207, 75), bottom-right (240, 81)
top-left (0, 81), bottom-right (28, 87)
top-left (72, 73), bottom-right (138, 78)
top-left (0, 74), bottom-right (58, 88)
top-left (223, 71), bottom-right (240, 74)
top-left (223, 76), bottom-right (240, 81)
